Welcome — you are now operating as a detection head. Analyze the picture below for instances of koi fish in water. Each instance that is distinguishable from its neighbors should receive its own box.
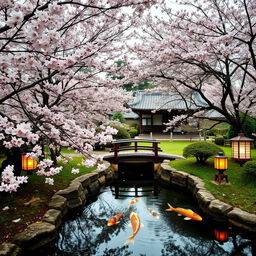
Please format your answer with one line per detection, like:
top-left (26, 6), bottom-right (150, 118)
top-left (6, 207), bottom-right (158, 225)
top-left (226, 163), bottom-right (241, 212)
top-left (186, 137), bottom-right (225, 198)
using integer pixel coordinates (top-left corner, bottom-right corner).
top-left (166, 203), bottom-right (203, 221)
top-left (146, 207), bottom-right (160, 219)
top-left (129, 198), bottom-right (140, 206)
top-left (107, 212), bottom-right (124, 226)
top-left (125, 211), bottom-right (143, 244)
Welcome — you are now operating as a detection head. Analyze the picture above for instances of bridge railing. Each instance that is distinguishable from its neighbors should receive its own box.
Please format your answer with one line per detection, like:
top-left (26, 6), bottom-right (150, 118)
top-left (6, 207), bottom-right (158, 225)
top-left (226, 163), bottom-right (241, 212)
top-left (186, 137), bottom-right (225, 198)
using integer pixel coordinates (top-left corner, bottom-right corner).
top-left (109, 139), bottom-right (161, 163)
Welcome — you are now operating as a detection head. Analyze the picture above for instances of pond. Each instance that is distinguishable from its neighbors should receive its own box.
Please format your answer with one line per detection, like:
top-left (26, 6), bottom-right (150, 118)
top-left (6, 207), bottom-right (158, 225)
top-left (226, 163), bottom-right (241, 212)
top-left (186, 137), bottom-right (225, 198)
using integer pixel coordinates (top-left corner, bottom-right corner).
top-left (51, 185), bottom-right (255, 256)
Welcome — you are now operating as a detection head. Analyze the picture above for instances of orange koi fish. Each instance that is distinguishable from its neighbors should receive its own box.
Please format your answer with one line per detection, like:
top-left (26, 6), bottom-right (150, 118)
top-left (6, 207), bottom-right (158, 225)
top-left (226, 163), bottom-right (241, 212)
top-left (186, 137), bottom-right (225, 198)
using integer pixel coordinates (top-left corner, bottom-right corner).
top-left (166, 203), bottom-right (202, 221)
top-left (107, 212), bottom-right (124, 226)
top-left (146, 207), bottom-right (160, 219)
top-left (125, 211), bottom-right (143, 244)
top-left (129, 198), bottom-right (140, 206)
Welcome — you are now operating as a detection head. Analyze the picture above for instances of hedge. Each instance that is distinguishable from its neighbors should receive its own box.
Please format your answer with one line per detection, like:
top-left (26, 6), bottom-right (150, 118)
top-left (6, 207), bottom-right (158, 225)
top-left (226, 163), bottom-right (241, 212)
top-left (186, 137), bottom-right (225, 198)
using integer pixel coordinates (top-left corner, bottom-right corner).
top-left (183, 142), bottom-right (223, 164)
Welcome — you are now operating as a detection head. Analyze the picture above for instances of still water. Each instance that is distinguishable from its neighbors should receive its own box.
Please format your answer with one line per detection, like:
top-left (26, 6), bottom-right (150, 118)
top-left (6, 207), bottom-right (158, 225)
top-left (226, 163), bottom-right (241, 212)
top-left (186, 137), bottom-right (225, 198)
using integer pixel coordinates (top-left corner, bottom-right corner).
top-left (53, 186), bottom-right (254, 256)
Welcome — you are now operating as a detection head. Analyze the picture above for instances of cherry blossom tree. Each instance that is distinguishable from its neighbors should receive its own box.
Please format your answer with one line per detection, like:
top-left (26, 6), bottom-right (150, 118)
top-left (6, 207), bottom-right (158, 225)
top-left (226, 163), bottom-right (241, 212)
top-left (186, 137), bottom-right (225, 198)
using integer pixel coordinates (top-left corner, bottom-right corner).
top-left (0, 0), bottom-right (157, 192)
top-left (124, 0), bottom-right (256, 132)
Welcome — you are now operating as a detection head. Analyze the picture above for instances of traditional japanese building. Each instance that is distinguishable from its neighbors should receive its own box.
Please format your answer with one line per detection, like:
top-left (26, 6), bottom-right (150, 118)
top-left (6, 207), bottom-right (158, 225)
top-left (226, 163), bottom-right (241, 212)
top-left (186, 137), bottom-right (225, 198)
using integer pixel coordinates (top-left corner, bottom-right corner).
top-left (128, 91), bottom-right (199, 133)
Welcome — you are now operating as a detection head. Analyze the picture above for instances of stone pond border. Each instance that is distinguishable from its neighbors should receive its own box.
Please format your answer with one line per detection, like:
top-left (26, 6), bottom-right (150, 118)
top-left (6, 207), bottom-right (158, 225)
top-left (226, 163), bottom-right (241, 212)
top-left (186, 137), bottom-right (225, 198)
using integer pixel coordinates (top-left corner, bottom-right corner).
top-left (1, 160), bottom-right (256, 255)
top-left (159, 160), bottom-right (256, 233)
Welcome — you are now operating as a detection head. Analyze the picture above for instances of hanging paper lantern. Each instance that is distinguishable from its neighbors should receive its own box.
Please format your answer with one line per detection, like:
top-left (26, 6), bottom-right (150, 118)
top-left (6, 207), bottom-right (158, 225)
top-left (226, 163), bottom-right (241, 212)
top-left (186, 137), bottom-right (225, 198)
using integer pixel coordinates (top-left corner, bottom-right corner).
top-left (22, 154), bottom-right (37, 171)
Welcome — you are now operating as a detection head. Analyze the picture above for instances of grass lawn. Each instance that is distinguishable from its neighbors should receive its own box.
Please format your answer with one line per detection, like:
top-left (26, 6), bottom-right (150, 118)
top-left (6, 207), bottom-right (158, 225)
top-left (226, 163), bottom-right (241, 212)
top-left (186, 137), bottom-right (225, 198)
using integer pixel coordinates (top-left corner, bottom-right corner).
top-left (158, 141), bottom-right (256, 214)
top-left (0, 156), bottom-right (93, 244)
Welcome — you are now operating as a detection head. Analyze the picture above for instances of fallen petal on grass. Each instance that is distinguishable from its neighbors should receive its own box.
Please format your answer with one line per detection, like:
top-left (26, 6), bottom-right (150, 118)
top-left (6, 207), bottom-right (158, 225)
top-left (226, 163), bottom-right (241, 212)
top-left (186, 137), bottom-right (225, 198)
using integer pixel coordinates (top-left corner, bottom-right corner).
top-left (12, 218), bottom-right (21, 223)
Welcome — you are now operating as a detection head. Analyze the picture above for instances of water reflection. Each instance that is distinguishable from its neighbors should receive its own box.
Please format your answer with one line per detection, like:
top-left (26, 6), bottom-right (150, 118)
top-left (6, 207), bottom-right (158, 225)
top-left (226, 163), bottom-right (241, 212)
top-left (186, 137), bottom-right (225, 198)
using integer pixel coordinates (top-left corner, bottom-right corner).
top-left (161, 234), bottom-right (254, 256)
top-left (53, 186), bottom-right (255, 256)
top-left (54, 196), bottom-right (131, 256)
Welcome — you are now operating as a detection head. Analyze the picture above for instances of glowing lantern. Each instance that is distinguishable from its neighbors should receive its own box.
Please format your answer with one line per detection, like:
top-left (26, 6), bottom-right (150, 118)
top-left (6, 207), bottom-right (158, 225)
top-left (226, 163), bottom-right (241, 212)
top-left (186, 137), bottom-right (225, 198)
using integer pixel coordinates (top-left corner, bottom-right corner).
top-left (22, 154), bottom-right (37, 174)
top-left (214, 152), bottom-right (228, 184)
top-left (214, 152), bottom-right (228, 172)
top-left (214, 229), bottom-right (229, 243)
top-left (230, 133), bottom-right (253, 164)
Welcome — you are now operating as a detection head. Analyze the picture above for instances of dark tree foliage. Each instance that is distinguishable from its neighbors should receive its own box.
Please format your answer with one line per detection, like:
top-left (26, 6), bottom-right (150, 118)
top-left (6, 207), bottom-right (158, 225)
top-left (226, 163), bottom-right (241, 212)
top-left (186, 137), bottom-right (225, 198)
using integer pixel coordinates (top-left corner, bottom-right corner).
top-left (227, 114), bottom-right (256, 139)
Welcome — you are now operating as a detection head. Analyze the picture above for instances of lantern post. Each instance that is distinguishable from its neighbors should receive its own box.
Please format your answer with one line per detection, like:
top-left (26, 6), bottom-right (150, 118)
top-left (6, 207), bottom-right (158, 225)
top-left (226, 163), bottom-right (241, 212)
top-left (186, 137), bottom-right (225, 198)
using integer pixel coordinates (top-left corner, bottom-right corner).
top-left (214, 152), bottom-right (228, 184)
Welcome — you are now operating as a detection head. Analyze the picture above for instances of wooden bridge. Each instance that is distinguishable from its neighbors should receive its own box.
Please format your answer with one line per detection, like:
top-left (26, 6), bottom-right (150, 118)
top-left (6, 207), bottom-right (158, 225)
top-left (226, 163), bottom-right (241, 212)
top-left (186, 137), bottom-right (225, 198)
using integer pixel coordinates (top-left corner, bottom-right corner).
top-left (102, 139), bottom-right (185, 164)
top-left (103, 139), bottom-right (185, 198)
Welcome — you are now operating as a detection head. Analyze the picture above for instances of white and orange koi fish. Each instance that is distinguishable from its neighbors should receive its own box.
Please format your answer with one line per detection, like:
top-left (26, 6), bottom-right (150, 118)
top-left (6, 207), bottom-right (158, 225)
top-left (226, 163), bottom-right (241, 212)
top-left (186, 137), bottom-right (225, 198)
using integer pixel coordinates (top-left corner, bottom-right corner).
top-left (129, 198), bottom-right (140, 206)
top-left (146, 207), bottom-right (160, 219)
top-left (125, 211), bottom-right (143, 244)
top-left (166, 203), bottom-right (203, 221)
top-left (107, 212), bottom-right (124, 226)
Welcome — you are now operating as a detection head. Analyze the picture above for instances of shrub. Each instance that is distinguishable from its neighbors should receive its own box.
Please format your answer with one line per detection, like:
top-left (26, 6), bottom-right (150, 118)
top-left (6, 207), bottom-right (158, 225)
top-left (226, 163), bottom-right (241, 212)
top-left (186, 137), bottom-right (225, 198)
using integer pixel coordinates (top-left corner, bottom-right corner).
top-left (206, 128), bottom-right (228, 137)
top-left (183, 142), bottom-right (223, 164)
top-left (214, 137), bottom-right (225, 146)
top-left (111, 112), bottom-right (125, 123)
top-left (129, 128), bottom-right (138, 138)
top-left (244, 160), bottom-right (256, 179)
top-left (206, 129), bottom-right (218, 136)
top-left (112, 125), bottom-right (131, 140)
top-left (94, 125), bottom-right (131, 150)
top-left (106, 125), bottom-right (131, 147)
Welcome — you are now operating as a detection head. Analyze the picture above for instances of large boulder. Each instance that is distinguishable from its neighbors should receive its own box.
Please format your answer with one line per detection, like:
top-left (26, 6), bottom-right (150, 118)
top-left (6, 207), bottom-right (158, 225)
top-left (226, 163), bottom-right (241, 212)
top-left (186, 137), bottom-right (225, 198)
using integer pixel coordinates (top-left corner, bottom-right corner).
top-left (71, 174), bottom-right (92, 188)
top-left (195, 189), bottom-right (215, 210)
top-left (160, 164), bottom-right (172, 184)
top-left (42, 209), bottom-right (62, 228)
top-left (93, 169), bottom-right (106, 177)
top-left (187, 175), bottom-right (205, 195)
top-left (98, 175), bottom-right (106, 186)
top-left (88, 180), bottom-right (100, 195)
top-left (207, 199), bottom-right (233, 222)
top-left (0, 243), bottom-right (21, 256)
top-left (56, 182), bottom-right (84, 200)
top-left (70, 172), bottom-right (101, 191)
top-left (227, 208), bottom-right (256, 232)
top-left (48, 195), bottom-right (67, 216)
top-left (13, 222), bottom-right (56, 252)
top-left (170, 170), bottom-right (189, 189)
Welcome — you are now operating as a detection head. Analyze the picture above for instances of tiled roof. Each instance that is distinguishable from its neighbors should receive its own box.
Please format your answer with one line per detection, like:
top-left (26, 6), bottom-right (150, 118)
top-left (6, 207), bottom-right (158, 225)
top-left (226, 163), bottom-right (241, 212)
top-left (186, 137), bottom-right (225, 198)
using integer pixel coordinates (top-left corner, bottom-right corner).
top-left (129, 91), bottom-right (198, 110)
top-left (128, 91), bottom-right (224, 119)
top-left (123, 111), bottom-right (139, 119)
top-left (204, 109), bottom-right (224, 118)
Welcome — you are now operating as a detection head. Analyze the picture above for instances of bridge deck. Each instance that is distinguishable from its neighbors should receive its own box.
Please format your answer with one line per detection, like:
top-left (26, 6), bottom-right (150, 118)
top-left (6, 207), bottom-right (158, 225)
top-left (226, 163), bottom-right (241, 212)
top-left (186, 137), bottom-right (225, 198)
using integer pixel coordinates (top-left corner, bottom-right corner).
top-left (103, 151), bottom-right (185, 163)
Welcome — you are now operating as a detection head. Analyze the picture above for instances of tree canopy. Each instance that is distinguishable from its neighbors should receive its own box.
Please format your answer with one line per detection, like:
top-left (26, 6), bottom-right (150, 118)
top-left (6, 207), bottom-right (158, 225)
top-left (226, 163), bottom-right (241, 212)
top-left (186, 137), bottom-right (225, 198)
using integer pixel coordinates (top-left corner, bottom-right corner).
top-left (1, 0), bottom-right (256, 192)
top-left (0, 0), bottom-right (156, 192)
top-left (122, 0), bottom-right (256, 133)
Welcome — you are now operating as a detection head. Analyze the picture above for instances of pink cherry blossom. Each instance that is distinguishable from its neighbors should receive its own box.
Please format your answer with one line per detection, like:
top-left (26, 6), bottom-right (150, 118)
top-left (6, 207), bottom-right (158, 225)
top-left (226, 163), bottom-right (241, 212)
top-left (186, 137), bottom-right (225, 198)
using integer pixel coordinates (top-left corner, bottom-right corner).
top-left (7, 11), bottom-right (24, 27)
top-left (0, 165), bottom-right (28, 193)
top-left (83, 158), bottom-right (97, 168)
top-left (71, 168), bottom-right (80, 174)
top-left (123, 0), bottom-right (256, 132)
top-left (97, 164), bottom-right (106, 171)
top-left (45, 178), bottom-right (54, 185)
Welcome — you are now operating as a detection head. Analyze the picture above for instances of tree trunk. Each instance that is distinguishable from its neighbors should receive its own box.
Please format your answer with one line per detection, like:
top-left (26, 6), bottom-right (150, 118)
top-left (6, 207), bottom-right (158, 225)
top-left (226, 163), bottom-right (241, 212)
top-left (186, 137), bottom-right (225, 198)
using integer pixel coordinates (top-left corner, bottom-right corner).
top-left (49, 148), bottom-right (57, 165)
